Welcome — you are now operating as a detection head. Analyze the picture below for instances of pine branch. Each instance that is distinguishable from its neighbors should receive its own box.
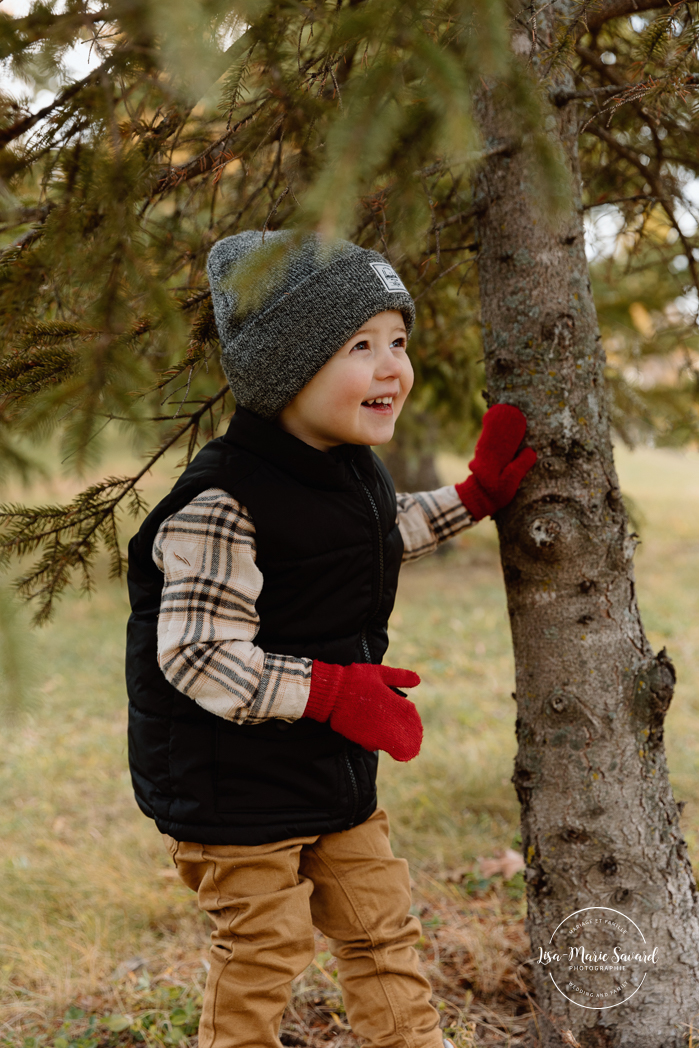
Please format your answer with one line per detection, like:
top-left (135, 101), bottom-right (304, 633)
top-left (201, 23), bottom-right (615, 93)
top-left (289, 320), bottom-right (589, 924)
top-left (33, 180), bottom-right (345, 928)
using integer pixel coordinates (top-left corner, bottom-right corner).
top-left (0, 61), bottom-right (114, 147)
top-left (553, 75), bottom-right (699, 104)
top-left (0, 202), bottom-right (54, 233)
top-left (0, 345), bottom-right (79, 398)
top-left (0, 214), bottom-right (53, 269)
top-left (583, 193), bottom-right (657, 208)
top-left (580, 0), bottom-right (684, 36)
top-left (586, 121), bottom-right (699, 295)
top-left (0, 384), bottom-right (229, 622)
top-left (0, 1), bottom-right (152, 57)
top-left (434, 205), bottom-right (481, 232)
top-left (151, 106), bottom-right (267, 196)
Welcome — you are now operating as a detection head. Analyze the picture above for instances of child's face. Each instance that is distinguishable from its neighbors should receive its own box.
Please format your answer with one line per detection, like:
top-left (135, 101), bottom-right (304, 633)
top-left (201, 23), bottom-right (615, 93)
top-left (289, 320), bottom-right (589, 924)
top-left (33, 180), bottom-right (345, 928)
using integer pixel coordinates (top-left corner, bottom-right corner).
top-left (277, 310), bottom-right (413, 451)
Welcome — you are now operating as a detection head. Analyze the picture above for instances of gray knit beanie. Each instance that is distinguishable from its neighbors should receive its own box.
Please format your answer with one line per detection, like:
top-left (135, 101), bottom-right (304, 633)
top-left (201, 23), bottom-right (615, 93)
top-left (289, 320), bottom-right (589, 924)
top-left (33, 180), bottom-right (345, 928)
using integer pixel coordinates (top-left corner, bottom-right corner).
top-left (206, 230), bottom-right (415, 420)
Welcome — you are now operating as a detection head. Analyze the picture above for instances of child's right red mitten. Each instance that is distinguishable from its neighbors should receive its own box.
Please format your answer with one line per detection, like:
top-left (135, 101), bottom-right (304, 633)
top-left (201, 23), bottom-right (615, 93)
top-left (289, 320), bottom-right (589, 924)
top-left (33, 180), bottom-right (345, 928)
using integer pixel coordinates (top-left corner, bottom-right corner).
top-left (455, 403), bottom-right (537, 520)
top-left (303, 662), bottom-right (423, 762)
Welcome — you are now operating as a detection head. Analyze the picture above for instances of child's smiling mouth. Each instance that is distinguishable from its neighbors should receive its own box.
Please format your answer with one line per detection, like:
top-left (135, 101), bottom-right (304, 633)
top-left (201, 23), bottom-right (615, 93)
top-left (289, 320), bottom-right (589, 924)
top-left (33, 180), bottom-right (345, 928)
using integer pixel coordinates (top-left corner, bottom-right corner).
top-left (362, 396), bottom-right (395, 413)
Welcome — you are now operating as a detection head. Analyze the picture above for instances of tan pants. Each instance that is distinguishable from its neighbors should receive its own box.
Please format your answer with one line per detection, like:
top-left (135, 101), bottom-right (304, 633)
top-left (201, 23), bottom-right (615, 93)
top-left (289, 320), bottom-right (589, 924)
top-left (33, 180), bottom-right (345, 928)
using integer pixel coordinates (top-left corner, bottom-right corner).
top-left (163, 808), bottom-right (442, 1048)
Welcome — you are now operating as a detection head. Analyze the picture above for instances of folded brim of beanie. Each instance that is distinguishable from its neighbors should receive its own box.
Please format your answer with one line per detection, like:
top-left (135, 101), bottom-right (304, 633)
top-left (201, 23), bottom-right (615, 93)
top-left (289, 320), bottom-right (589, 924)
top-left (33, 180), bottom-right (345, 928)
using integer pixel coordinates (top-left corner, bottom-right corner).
top-left (207, 232), bottom-right (415, 420)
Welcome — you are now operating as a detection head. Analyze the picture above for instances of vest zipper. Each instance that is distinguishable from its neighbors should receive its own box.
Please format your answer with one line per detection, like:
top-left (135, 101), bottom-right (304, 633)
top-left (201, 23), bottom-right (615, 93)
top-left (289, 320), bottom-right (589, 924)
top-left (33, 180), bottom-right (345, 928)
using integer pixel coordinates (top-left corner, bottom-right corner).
top-left (344, 750), bottom-right (359, 826)
top-left (351, 461), bottom-right (385, 664)
top-left (347, 459), bottom-right (384, 829)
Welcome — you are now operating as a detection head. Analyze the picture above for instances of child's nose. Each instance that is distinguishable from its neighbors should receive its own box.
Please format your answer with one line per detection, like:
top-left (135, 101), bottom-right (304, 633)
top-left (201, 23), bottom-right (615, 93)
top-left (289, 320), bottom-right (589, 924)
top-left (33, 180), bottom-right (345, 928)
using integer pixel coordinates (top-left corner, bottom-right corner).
top-left (374, 344), bottom-right (403, 378)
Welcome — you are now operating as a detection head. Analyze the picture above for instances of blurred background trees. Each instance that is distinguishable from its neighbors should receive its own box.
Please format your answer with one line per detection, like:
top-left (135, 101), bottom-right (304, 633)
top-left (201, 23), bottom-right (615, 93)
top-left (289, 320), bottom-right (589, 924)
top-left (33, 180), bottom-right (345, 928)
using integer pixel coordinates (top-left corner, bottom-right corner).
top-left (0, 0), bottom-right (698, 616)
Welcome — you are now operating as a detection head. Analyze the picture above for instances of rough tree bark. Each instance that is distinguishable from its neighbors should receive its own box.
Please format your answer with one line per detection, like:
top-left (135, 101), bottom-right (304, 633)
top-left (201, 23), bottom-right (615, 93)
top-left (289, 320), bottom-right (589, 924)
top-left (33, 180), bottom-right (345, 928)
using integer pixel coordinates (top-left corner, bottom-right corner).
top-left (474, 7), bottom-right (699, 1045)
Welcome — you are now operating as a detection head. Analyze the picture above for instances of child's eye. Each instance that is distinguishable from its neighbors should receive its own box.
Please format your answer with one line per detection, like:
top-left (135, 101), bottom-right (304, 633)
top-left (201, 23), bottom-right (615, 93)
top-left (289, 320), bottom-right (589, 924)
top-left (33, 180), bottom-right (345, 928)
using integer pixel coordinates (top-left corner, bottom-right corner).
top-left (350, 340), bottom-right (370, 352)
top-left (391, 337), bottom-right (406, 349)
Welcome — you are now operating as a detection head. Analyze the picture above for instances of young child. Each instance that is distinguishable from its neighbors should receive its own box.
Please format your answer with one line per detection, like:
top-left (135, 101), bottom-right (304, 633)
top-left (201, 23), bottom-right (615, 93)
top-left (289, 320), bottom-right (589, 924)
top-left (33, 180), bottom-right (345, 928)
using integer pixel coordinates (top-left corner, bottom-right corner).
top-left (126, 231), bottom-right (536, 1048)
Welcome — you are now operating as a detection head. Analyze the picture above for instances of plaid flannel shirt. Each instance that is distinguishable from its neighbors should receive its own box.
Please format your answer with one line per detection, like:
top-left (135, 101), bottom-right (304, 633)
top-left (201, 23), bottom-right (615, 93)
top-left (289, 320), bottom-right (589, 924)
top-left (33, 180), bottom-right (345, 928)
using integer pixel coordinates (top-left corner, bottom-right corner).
top-left (153, 483), bottom-right (474, 724)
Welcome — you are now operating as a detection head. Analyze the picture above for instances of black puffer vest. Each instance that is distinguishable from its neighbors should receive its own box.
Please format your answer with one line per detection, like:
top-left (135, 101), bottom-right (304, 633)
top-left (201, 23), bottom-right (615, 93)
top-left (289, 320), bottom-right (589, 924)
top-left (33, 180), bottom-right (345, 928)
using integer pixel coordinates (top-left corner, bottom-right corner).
top-left (126, 408), bottom-right (403, 845)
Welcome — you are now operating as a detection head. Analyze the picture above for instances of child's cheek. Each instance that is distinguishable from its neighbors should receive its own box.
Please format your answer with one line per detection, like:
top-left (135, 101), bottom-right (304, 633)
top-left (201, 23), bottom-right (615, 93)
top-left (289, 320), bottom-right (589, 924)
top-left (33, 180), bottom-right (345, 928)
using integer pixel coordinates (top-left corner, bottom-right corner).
top-left (401, 355), bottom-right (415, 393)
top-left (342, 366), bottom-right (373, 409)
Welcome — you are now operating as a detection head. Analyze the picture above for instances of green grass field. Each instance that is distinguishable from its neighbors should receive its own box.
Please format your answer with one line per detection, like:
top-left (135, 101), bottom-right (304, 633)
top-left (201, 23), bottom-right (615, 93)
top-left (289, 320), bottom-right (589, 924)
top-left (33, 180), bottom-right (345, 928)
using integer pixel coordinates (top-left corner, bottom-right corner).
top-left (1, 444), bottom-right (699, 1046)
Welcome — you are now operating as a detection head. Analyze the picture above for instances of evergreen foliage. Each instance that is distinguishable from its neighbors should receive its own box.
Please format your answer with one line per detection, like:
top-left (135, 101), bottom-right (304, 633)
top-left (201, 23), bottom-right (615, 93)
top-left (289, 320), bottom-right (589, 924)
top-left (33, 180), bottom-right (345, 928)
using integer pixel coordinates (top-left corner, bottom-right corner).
top-left (0, 0), bottom-right (698, 619)
top-left (577, 7), bottom-right (699, 446)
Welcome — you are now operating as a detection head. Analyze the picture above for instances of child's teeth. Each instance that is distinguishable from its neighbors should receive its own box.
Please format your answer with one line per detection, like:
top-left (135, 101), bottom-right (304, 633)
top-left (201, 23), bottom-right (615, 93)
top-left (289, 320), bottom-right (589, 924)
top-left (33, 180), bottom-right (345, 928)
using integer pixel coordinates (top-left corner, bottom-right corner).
top-left (366, 399), bottom-right (375, 405)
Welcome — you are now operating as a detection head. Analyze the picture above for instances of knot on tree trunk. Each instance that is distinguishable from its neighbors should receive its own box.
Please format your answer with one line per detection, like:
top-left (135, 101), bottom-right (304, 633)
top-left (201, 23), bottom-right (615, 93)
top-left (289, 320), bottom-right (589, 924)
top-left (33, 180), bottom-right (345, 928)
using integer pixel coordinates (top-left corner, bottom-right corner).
top-left (631, 648), bottom-right (676, 747)
top-left (530, 516), bottom-right (561, 548)
top-left (501, 495), bottom-right (598, 572)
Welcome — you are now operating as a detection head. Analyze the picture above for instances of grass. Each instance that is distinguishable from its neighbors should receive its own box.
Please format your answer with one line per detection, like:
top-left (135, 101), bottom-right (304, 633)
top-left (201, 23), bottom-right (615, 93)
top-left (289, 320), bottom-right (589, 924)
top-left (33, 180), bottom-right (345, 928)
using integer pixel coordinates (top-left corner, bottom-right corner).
top-left (1, 444), bottom-right (699, 1046)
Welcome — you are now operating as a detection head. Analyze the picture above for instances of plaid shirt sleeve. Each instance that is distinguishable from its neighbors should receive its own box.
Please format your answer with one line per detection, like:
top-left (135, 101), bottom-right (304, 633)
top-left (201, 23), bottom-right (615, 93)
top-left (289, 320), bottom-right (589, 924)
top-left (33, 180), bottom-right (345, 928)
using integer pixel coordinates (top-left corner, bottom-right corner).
top-left (396, 485), bottom-right (475, 563)
top-left (152, 487), bottom-right (312, 724)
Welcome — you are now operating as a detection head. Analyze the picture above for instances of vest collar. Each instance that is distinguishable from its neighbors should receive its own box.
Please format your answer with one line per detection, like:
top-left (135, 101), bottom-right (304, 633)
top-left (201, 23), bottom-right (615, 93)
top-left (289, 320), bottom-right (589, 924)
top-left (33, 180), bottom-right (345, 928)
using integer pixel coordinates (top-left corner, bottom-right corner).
top-left (223, 407), bottom-right (376, 491)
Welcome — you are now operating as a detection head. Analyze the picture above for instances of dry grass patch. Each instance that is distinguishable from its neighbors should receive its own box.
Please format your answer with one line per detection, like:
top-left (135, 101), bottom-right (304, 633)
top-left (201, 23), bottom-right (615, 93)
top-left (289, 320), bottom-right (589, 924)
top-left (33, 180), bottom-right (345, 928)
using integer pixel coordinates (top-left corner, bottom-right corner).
top-left (1, 880), bottom-right (534, 1048)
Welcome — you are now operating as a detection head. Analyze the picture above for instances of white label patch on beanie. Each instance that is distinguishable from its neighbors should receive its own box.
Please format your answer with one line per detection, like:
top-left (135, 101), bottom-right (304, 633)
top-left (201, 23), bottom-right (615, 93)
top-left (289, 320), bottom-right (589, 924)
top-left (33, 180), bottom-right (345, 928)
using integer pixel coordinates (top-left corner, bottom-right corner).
top-left (370, 261), bottom-right (408, 293)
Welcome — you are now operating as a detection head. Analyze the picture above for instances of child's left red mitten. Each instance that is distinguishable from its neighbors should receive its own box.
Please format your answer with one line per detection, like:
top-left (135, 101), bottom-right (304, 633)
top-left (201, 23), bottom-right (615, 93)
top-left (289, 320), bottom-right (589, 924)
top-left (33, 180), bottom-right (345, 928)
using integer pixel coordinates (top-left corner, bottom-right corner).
top-left (303, 661), bottom-right (423, 762)
top-left (455, 403), bottom-right (537, 520)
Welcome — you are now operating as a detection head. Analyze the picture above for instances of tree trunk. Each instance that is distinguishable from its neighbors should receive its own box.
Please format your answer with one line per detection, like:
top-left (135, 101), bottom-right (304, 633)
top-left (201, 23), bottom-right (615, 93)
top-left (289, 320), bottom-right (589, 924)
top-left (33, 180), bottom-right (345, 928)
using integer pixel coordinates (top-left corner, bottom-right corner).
top-left (475, 17), bottom-right (699, 1046)
top-left (382, 414), bottom-right (442, 493)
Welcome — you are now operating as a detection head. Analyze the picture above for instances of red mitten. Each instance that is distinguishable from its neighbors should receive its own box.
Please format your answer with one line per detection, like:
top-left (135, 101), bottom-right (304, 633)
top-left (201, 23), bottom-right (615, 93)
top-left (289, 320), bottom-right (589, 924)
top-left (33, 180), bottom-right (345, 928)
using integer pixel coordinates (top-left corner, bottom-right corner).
top-left (303, 662), bottom-right (423, 762)
top-left (455, 404), bottom-right (537, 520)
